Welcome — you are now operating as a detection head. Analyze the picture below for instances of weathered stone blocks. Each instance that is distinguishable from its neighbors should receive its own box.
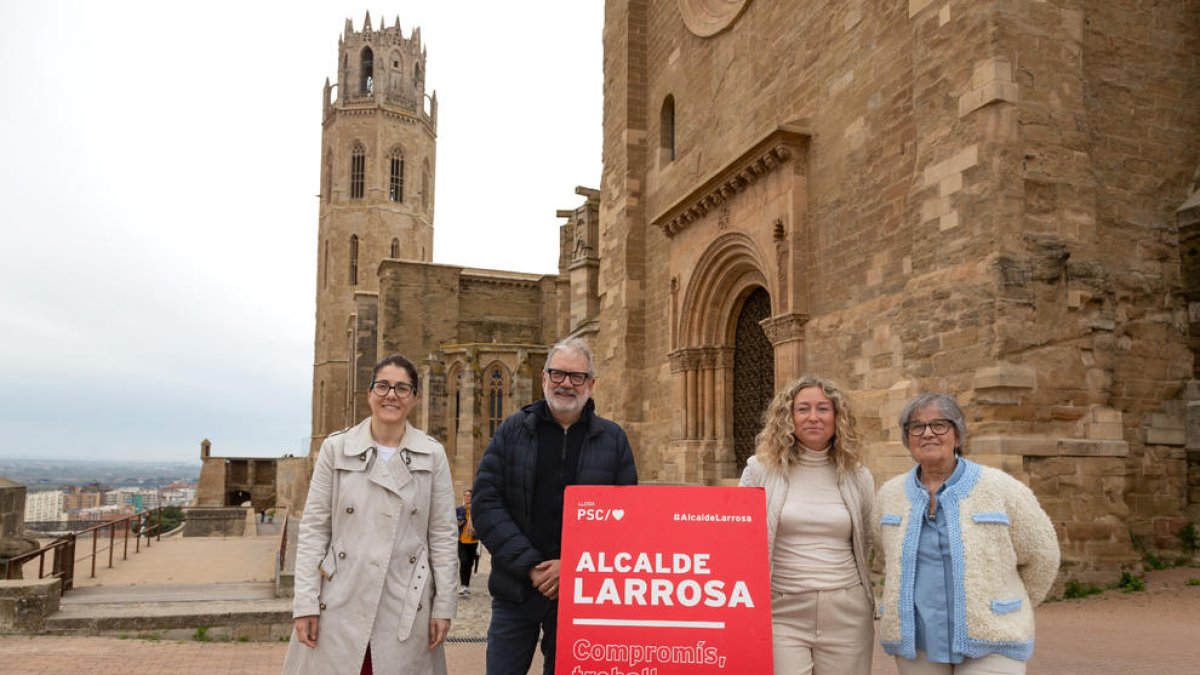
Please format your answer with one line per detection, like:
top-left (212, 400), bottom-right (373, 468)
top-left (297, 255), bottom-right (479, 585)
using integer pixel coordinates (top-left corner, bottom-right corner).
top-left (0, 578), bottom-right (60, 634)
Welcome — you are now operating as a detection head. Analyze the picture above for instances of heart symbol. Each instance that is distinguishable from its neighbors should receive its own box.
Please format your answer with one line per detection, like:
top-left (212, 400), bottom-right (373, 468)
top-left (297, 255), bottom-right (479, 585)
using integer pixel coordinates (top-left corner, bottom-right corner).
top-left (611, 509), bottom-right (625, 521)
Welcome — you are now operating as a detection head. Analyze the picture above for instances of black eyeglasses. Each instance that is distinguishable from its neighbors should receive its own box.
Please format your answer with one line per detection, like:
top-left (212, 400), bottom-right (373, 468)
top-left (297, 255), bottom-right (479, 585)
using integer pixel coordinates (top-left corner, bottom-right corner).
top-left (545, 368), bottom-right (591, 386)
top-left (371, 380), bottom-right (415, 397)
top-left (905, 419), bottom-right (954, 437)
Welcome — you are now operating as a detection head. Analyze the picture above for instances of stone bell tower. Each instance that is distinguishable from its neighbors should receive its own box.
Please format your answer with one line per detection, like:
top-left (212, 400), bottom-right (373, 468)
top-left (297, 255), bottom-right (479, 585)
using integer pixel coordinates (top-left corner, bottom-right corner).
top-left (311, 12), bottom-right (438, 455)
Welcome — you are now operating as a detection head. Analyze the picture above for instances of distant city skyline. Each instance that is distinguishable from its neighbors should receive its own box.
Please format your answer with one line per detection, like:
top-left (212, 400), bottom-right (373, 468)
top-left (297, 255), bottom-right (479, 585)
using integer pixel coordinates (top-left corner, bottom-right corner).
top-left (2, 457), bottom-right (203, 491)
top-left (0, 1), bottom-right (603, 461)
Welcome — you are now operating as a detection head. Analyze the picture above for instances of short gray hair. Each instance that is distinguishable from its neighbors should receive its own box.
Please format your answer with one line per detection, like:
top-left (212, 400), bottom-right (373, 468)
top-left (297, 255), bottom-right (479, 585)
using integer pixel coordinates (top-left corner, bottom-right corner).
top-left (546, 337), bottom-right (595, 375)
top-left (899, 392), bottom-right (967, 455)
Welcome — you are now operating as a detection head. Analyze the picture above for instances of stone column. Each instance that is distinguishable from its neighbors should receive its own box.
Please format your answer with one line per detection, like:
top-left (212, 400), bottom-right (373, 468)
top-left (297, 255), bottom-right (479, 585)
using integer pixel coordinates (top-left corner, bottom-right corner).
top-left (760, 313), bottom-right (808, 381)
top-left (454, 350), bottom-right (481, 487)
top-left (685, 363), bottom-right (699, 439)
top-left (670, 351), bottom-right (688, 440)
top-left (701, 350), bottom-right (717, 439)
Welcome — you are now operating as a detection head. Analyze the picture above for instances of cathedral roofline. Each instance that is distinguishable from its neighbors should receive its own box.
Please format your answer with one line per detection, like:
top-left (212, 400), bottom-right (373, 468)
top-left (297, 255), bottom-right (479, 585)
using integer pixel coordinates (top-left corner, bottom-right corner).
top-left (379, 258), bottom-right (555, 283)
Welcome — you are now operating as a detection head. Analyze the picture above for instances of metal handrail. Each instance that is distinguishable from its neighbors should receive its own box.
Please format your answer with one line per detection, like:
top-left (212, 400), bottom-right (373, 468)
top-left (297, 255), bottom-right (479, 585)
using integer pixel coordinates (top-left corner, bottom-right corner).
top-left (3, 506), bottom-right (170, 595)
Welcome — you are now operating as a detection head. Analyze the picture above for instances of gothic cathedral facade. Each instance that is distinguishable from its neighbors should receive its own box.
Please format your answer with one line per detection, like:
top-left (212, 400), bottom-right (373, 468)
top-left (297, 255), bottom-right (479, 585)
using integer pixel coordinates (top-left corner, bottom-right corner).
top-left (593, 0), bottom-right (1199, 579)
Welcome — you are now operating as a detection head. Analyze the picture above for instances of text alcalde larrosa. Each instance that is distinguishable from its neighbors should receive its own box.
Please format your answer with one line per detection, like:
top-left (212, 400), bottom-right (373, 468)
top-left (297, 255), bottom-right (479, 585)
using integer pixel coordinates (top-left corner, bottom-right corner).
top-left (572, 551), bottom-right (754, 608)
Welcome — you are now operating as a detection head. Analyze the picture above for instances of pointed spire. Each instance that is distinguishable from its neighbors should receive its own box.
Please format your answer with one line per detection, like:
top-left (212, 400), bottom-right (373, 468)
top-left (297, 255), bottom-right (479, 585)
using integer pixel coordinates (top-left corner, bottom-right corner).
top-left (412, 26), bottom-right (421, 46)
top-left (394, 15), bottom-right (401, 33)
top-left (363, 10), bottom-right (372, 33)
top-left (343, 17), bottom-right (353, 39)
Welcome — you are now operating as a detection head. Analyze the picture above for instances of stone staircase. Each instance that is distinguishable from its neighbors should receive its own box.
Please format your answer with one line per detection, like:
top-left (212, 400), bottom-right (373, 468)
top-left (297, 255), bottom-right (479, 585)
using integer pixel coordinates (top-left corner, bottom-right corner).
top-left (45, 582), bottom-right (293, 641)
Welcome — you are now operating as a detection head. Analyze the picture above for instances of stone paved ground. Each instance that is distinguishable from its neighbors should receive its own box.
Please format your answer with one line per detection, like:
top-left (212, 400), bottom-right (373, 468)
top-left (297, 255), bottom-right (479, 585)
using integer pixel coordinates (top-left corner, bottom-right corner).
top-left (7, 567), bottom-right (1200, 673)
top-left (9, 532), bottom-right (1199, 673)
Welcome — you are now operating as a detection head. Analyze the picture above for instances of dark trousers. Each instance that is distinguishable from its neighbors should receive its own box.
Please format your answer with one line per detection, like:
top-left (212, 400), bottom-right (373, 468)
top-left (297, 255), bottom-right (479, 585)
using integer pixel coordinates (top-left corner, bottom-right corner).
top-left (486, 592), bottom-right (557, 675)
top-left (458, 541), bottom-right (478, 587)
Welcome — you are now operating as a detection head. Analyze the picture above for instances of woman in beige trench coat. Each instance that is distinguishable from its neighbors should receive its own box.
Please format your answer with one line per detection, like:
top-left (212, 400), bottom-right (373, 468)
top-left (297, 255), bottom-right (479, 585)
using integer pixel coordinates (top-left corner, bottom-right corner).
top-left (283, 354), bottom-right (458, 675)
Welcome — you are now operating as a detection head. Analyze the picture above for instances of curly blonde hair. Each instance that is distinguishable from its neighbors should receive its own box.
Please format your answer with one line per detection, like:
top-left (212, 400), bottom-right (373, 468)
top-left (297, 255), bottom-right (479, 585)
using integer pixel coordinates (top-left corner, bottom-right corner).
top-left (753, 375), bottom-right (863, 474)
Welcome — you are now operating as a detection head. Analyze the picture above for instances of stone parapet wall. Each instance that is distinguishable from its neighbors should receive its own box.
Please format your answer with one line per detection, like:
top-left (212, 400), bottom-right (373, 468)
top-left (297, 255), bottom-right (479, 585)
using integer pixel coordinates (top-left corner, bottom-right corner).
top-left (182, 508), bottom-right (250, 538)
top-left (0, 578), bottom-right (60, 634)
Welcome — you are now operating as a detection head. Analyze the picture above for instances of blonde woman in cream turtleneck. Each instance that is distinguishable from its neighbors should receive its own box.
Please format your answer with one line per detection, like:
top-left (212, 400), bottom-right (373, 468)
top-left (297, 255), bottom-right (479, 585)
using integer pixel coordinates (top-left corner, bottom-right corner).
top-left (739, 376), bottom-right (876, 675)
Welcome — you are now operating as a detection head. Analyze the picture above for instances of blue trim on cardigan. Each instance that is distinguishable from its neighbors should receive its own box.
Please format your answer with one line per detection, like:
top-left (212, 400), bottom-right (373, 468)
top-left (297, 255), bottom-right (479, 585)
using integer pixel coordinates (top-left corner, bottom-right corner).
top-left (880, 514), bottom-right (902, 526)
top-left (991, 598), bottom-right (1023, 614)
top-left (962, 637), bottom-right (1035, 661)
top-left (972, 512), bottom-right (1011, 525)
top-left (895, 471), bottom-right (927, 660)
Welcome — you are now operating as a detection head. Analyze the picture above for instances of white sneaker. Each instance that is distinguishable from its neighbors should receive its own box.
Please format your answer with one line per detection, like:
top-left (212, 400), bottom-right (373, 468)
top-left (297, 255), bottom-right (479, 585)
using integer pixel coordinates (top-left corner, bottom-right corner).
top-left (458, 587), bottom-right (470, 596)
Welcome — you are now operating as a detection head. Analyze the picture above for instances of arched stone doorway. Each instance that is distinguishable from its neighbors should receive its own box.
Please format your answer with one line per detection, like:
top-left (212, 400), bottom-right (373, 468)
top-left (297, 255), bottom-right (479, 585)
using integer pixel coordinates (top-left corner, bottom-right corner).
top-left (732, 287), bottom-right (774, 471)
top-left (668, 233), bottom-right (775, 483)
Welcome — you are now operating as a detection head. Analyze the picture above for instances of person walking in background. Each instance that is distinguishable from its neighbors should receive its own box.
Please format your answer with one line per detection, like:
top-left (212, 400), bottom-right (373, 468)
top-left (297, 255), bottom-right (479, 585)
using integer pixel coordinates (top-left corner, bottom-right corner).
top-left (739, 375), bottom-right (876, 675)
top-left (283, 354), bottom-right (458, 675)
top-left (875, 392), bottom-right (1059, 675)
top-left (456, 489), bottom-right (479, 595)
top-left (472, 338), bottom-right (638, 675)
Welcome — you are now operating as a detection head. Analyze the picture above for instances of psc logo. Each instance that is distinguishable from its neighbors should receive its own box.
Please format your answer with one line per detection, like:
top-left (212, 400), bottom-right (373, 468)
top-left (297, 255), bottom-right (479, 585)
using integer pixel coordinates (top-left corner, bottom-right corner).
top-left (577, 507), bottom-right (626, 522)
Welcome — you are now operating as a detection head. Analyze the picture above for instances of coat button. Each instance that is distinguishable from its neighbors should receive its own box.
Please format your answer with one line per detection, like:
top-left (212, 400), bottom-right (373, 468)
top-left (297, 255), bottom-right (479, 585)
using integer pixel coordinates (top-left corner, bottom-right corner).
top-left (338, 551), bottom-right (346, 559)
top-left (360, 454), bottom-right (367, 461)
top-left (409, 555), bottom-right (417, 564)
top-left (346, 507), bottom-right (354, 514)
top-left (417, 603), bottom-right (422, 611)
top-left (411, 507), bottom-right (418, 515)
top-left (319, 602), bottom-right (326, 611)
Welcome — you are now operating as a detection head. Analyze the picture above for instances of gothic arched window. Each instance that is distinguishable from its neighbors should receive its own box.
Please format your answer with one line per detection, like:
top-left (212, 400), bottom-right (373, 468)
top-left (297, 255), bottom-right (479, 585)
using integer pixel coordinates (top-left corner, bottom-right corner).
top-left (390, 238), bottom-right (400, 258)
top-left (350, 143), bottom-right (366, 200)
top-left (446, 365), bottom-right (463, 457)
top-left (360, 47), bottom-right (374, 95)
top-left (487, 365), bottom-right (507, 438)
top-left (660, 94), bottom-right (676, 163)
top-left (388, 148), bottom-right (405, 203)
top-left (349, 235), bottom-right (359, 286)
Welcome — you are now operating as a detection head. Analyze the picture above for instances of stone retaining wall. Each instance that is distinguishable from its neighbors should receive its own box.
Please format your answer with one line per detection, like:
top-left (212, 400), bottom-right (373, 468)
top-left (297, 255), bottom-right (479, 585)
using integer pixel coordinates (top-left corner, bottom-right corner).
top-left (0, 578), bottom-right (60, 633)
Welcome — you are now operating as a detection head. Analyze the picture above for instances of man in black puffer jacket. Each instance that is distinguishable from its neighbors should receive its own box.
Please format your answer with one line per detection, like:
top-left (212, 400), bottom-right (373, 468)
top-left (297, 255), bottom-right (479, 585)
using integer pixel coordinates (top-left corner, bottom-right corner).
top-left (472, 337), bottom-right (638, 675)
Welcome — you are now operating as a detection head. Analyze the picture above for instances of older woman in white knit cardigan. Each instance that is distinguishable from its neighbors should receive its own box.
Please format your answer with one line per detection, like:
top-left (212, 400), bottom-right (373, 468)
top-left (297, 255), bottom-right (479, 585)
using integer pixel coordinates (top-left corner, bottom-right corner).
top-left (739, 375), bottom-right (876, 675)
top-left (874, 393), bottom-right (1059, 675)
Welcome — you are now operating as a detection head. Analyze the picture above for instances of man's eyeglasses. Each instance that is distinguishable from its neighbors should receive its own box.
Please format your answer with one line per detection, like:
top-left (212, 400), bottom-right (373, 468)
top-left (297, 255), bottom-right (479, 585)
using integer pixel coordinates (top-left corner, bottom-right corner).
top-left (545, 368), bottom-right (591, 386)
top-left (905, 419), bottom-right (954, 437)
top-left (371, 380), bottom-right (415, 397)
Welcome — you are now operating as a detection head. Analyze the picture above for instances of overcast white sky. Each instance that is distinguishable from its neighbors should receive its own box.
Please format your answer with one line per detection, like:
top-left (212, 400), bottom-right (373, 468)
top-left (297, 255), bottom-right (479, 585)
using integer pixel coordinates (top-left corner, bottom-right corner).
top-left (0, 1), bottom-right (602, 462)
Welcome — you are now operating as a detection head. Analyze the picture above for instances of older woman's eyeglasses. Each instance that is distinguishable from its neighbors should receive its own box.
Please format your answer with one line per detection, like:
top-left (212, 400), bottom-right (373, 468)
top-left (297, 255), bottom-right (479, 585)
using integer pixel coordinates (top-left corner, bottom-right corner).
top-left (371, 380), bottom-right (414, 397)
top-left (545, 368), bottom-right (591, 386)
top-left (905, 419), bottom-right (954, 436)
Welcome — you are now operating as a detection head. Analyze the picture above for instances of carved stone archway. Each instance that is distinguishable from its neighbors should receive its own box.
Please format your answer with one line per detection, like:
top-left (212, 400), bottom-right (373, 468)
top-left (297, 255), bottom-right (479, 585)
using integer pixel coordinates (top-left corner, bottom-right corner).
top-left (667, 233), bottom-right (772, 483)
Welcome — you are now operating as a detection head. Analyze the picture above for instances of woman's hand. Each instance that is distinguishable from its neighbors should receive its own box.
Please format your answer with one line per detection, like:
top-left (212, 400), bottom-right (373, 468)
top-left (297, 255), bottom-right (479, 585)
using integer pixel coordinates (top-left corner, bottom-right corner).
top-left (293, 615), bottom-right (319, 647)
top-left (429, 618), bottom-right (451, 649)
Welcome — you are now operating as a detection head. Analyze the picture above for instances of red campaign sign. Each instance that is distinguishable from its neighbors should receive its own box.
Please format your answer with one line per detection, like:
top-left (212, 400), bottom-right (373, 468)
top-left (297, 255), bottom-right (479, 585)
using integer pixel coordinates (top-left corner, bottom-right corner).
top-left (556, 485), bottom-right (772, 675)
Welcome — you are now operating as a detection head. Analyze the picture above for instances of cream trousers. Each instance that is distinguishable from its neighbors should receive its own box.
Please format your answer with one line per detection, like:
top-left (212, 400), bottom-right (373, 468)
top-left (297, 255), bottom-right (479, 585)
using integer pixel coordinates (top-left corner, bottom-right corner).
top-left (771, 584), bottom-right (873, 675)
top-left (895, 651), bottom-right (1026, 675)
